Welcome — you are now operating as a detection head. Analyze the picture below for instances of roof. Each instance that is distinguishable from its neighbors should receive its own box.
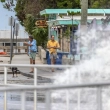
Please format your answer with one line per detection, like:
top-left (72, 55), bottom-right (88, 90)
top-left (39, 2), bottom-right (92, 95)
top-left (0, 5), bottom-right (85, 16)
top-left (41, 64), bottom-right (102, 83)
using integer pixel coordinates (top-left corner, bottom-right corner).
top-left (40, 9), bottom-right (110, 15)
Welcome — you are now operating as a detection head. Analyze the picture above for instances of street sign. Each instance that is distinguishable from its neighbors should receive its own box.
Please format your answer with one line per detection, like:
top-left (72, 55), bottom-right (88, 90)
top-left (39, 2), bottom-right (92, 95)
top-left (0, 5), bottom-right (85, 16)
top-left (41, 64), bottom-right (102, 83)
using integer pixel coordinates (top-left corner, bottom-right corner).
top-left (35, 20), bottom-right (47, 27)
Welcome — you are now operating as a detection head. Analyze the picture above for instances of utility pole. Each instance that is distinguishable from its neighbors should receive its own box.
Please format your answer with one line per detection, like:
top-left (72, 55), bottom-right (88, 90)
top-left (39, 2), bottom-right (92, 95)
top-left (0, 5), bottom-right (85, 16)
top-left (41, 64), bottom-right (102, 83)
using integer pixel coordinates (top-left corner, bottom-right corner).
top-left (77, 1), bottom-right (88, 109)
top-left (80, 0), bottom-right (88, 32)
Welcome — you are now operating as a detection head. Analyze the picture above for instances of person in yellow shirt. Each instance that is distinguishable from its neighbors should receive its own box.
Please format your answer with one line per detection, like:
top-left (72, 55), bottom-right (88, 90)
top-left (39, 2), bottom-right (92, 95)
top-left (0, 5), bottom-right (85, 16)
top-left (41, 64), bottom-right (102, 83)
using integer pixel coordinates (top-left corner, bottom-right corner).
top-left (47, 35), bottom-right (60, 72)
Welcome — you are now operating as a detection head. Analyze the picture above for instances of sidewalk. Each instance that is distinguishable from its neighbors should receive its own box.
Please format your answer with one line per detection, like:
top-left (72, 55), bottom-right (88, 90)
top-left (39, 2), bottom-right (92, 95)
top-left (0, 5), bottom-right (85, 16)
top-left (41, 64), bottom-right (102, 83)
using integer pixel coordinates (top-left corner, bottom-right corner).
top-left (11, 54), bottom-right (64, 79)
top-left (0, 55), bottom-right (11, 73)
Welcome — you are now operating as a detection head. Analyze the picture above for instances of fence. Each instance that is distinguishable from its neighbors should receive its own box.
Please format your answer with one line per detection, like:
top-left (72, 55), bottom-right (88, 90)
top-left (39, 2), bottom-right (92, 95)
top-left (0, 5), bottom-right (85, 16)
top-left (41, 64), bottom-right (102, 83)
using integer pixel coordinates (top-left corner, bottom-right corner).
top-left (0, 64), bottom-right (109, 110)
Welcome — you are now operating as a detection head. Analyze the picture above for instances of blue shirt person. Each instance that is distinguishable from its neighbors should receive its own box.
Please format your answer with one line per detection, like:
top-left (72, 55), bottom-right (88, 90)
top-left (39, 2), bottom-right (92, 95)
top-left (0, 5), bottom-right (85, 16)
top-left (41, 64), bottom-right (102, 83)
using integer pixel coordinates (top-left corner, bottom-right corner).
top-left (28, 39), bottom-right (37, 54)
top-left (24, 36), bottom-right (37, 73)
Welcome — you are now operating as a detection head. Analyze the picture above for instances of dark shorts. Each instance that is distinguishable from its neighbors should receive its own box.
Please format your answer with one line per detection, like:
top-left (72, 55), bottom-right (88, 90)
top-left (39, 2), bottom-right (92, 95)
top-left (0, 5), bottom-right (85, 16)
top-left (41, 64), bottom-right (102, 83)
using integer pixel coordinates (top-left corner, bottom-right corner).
top-left (50, 53), bottom-right (57, 59)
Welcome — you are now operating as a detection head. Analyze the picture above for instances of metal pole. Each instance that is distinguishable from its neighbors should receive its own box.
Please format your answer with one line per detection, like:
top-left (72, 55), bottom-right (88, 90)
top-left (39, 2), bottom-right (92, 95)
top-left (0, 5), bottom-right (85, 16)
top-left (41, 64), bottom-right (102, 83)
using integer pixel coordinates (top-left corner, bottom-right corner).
top-left (97, 87), bottom-right (102, 110)
top-left (66, 90), bottom-right (69, 110)
top-left (4, 92), bottom-right (7, 110)
top-left (34, 67), bottom-right (37, 110)
top-left (45, 90), bottom-right (51, 110)
top-left (77, 64), bottom-right (81, 110)
top-left (4, 67), bottom-right (7, 110)
top-left (12, 19), bottom-right (15, 55)
top-left (4, 67), bottom-right (7, 85)
top-left (15, 23), bottom-right (19, 54)
top-left (10, 16), bottom-right (13, 64)
top-left (21, 91), bottom-right (25, 110)
top-left (77, 36), bottom-right (81, 110)
top-left (66, 69), bottom-right (70, 110)
top-left (16, 35), bottom-right (17, 54)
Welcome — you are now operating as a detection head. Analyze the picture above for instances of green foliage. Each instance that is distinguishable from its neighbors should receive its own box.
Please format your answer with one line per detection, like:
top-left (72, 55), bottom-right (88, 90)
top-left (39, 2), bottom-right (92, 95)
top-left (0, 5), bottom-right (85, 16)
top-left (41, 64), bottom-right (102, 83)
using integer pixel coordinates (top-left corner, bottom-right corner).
top-left (67, 10), bottom-right (80, 15)
top-left (56, 0), bottom-right (80, 8)
top-left (23, 14), bottom-right (48, 47)
top-left (57, 0), bottom-right (72, 8)
top-left (90, 0), bottom-right (110, 8)
top-left (59, 11), bottom-right (80, 19)
top-left (3, 3), bottom-right (9, 10)
top-left (14, 0), bottom-right (26, 24)
top-left (91, 1), bottom-right (100, 8)
top-left (1, 0), bottom-right (5, 2)
top-left (32, 27), bottom-right (48, 48)
top-left (63, 26), bottom-right (71, 38)
top-left (23, 14), bottom-right (36, 34)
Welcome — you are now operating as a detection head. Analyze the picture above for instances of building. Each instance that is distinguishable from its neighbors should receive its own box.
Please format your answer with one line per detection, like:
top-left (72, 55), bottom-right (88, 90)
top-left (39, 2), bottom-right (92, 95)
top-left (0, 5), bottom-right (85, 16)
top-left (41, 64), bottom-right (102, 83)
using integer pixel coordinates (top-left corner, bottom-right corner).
top-left (0, 30), bottom-right (29, 53)
top-left (40, 9), bottom-right (110, 60)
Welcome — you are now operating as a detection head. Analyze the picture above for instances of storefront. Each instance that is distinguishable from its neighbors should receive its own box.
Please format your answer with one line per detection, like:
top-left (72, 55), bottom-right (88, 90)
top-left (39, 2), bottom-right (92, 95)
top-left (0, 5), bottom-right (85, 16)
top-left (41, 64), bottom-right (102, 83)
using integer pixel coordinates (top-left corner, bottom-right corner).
top-left (40, 9), bottom-right (110, 61)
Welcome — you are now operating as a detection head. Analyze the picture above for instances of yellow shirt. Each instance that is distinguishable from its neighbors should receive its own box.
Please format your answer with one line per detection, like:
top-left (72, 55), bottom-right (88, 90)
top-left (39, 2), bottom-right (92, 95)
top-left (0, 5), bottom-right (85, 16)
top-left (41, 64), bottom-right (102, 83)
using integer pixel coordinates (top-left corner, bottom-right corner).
top-left (47, 40), bottom-right (60, 54)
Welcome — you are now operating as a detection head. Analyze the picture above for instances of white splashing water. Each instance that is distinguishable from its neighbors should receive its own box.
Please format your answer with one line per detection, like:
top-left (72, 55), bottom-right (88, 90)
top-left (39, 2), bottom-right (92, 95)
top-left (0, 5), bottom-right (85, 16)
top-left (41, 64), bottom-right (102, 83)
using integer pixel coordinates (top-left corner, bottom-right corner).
top-left (51, 26), bottom-right (110, 110)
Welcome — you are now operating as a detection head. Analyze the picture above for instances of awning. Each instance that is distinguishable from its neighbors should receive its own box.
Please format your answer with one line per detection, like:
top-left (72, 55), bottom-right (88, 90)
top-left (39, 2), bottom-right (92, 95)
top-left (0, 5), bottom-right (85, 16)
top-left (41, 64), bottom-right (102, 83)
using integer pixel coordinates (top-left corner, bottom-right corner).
top-left (40, 9), bottom-right (110, 15)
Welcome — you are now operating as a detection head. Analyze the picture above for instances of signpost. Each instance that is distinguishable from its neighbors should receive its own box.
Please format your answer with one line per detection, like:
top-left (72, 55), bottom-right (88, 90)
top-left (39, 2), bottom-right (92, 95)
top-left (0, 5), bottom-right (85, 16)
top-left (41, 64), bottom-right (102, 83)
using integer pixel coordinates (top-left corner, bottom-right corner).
top-left (15, 23), bottom-right (19, 53)
top-left (9, 16), bottom-right (19, 63)
top-left (9, 16), bottom-right (14, 64)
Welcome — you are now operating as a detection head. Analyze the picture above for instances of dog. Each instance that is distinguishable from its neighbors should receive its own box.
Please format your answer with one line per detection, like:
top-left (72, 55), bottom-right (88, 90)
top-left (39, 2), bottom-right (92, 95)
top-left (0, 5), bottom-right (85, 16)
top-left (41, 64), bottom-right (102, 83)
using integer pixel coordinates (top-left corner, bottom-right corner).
top-left (11, 67), bottom-right (20, 77)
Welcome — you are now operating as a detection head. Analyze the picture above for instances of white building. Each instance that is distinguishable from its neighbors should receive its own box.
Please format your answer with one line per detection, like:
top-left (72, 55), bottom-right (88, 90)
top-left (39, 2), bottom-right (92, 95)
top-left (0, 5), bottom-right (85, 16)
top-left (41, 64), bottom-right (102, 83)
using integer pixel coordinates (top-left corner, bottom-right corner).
top-left (0, 30), bottom-right (29, 53)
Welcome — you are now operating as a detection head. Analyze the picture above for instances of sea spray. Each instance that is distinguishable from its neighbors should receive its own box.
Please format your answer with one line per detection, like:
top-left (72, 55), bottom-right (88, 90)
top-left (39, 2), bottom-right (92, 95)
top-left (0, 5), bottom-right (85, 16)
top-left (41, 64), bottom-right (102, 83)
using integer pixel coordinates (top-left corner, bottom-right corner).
top-left (51, 25), bottom-right (110, 110)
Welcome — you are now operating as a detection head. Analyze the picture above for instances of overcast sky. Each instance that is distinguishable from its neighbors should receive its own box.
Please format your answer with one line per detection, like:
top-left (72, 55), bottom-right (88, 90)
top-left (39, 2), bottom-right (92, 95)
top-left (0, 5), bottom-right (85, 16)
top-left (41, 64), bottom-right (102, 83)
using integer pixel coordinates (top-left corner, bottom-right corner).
top-left (0, 2), bottom-right (24, 30)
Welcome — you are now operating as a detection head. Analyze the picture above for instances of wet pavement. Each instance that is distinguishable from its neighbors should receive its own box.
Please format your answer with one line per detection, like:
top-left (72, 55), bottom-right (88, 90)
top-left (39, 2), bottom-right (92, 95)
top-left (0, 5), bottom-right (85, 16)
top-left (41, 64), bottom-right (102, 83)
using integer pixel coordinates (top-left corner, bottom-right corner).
top-left (11, 54), bottom-right (65, 79)
top-left (0, 54), bottom-right (67, 110)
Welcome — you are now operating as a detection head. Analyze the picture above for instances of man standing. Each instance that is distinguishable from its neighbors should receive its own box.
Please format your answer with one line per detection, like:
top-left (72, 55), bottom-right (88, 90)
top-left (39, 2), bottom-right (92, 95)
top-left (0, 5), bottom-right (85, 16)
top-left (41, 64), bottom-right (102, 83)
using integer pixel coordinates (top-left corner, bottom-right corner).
top-left (24, 36), bottom-right (37, 73)
top-left (47, 35), bottom-right (60, 72)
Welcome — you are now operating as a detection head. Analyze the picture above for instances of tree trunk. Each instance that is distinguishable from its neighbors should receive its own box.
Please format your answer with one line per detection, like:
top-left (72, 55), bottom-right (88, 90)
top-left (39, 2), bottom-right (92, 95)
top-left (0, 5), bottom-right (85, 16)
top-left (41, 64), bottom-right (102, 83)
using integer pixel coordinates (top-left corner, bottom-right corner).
top-left (80, 0), bottom-right (88, 32)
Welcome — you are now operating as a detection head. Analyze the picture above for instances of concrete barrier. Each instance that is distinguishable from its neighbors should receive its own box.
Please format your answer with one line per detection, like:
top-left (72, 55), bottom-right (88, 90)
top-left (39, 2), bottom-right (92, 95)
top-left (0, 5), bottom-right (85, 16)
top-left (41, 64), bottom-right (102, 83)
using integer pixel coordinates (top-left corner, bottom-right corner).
top-left (38, 46), bottom-right (46, 64)
top-left (62, 55), bottom-right (69, 65)
top-left (41, 49), bottom-right (46, 64)
top-left (38, 46), bottom-right (42, 58)
top-left (0, 46), bottom-right (28, 54)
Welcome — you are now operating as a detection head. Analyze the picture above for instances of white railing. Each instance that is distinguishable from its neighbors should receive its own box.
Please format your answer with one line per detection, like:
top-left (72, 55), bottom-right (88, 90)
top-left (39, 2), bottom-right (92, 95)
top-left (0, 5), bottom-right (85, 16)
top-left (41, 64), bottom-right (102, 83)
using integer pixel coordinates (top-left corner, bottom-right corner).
top-left (0, 30), bottom-right (29, 39)
top-left (0, 64), bottom-right (108, 110)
